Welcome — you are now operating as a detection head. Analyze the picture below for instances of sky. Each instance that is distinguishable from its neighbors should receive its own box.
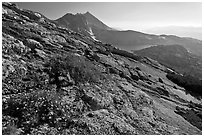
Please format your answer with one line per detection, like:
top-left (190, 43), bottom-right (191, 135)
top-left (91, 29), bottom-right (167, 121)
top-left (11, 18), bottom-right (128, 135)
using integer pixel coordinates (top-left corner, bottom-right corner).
top-left (15, 2), bottom-right (202, 38)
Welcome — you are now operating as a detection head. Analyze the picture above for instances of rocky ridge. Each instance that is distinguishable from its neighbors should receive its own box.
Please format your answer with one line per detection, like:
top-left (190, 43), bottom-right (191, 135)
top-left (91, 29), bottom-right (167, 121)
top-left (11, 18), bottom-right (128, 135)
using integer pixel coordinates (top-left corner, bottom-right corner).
top-left (2, 2), bottom-right (202, 135)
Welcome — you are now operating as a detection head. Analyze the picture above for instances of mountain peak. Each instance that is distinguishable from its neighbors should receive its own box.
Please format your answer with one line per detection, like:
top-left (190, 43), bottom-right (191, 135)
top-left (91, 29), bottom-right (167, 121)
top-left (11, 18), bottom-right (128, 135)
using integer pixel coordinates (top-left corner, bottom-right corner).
top-left (85, 11), bottom-right (91, 15)
top-left (56, 10), bottom-right (112, 35)
top-left (83, 11), bottom-right (97, 19)
top-left (84, 11), bottom-right (95, 18)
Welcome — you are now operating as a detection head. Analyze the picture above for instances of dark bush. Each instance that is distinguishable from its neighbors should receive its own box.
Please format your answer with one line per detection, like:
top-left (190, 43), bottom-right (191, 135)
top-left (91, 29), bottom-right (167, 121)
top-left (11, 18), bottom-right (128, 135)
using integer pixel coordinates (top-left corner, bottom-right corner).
top-left (44, 53), bottom-right (103, 87)
top-left (166, 73), bottom-right (202, 97)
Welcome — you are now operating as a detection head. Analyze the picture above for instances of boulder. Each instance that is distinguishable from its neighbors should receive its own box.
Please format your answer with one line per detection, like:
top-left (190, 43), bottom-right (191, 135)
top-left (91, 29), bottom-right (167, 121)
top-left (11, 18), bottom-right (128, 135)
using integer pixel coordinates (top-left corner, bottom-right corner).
top-left (129, 69), bottom-right (139, 81)
top-left (81, 87), bottom-right (113, 110)
top-left (108, 67), bottom-right (120, 75)
top-left (158, 77), bottom-right (164, 83)
top-left (137, 70), bottom-right (148, 81)
top-left (35, 49), bottom-right (47, 59)
top-left (156, 86), bottom-right (169, 97)
top-left (24, 38), bottom-right (43, 50)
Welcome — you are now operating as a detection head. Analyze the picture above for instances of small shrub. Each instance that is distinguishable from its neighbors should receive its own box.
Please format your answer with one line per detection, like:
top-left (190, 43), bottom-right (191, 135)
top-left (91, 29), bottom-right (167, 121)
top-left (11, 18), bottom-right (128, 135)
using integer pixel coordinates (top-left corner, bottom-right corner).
top-left (44, 53), bottom-right (103, 87)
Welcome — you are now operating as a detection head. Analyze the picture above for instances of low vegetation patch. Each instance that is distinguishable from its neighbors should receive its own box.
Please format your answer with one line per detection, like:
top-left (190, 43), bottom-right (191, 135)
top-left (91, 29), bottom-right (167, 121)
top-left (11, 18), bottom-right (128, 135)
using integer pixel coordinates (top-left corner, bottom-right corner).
top-left (166, 73), bottom-right (202, 98)
top-left (44, 53), bottom-right (104, 87)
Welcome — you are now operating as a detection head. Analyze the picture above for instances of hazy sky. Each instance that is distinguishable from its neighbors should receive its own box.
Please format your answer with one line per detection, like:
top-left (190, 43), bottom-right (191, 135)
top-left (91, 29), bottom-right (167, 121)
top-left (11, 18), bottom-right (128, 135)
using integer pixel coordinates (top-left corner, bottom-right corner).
top-left (15, 2), bottom-right (202, 31)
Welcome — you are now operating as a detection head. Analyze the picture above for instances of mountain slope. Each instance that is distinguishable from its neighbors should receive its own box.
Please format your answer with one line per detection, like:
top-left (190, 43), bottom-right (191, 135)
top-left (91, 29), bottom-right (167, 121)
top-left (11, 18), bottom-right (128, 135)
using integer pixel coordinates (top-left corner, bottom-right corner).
top-left (55, 12), bottom-right (202, 56)
top-left (134, 45), bottom-right (202, 98)
top-left (55, 13), bottom-right (88, 32)
top-left (83, 11), bottom-right (112, 30)
top-left (134, 45), bottom-right (202, 79)
top-left (55, 12), bottom-right (113, 40)
top-left (2, 2), bottom-right (202, 135)
top-left (92, 29), bottom-right (202, 56)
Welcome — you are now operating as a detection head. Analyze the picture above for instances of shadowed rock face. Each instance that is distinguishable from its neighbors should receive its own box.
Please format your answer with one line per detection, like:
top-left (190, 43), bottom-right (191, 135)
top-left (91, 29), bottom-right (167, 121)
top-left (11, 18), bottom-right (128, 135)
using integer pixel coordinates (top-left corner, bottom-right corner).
top-left (2, 2), bottom-right (202, 135)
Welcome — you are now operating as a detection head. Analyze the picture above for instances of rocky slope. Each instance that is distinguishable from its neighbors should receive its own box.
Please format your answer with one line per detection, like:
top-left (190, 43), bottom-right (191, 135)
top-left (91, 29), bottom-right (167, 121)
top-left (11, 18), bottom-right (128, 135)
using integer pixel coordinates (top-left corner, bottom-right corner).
top-left (2, 2), bottom-right (202, 135)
